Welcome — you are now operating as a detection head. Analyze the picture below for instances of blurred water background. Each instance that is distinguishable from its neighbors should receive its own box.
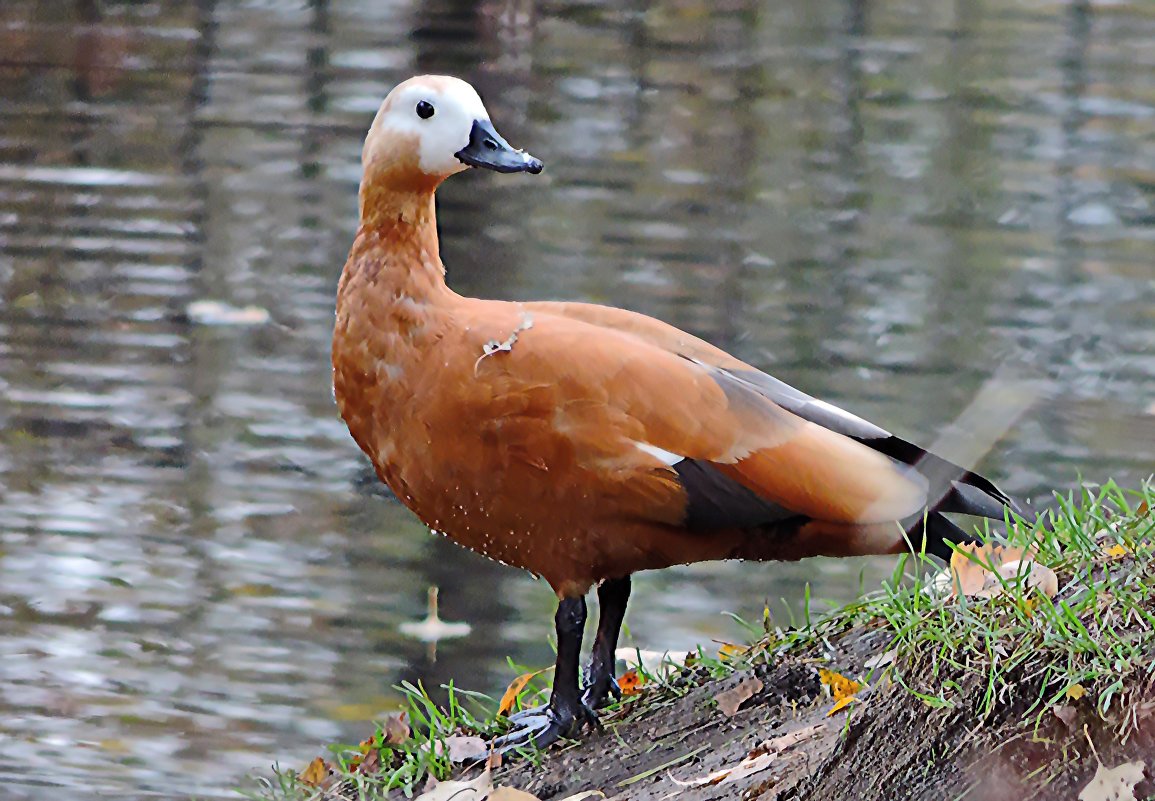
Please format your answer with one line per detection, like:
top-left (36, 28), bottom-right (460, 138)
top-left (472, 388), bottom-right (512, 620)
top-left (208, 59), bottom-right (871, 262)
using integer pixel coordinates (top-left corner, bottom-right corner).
top-left (1, 0), bottom-right (1153, 798)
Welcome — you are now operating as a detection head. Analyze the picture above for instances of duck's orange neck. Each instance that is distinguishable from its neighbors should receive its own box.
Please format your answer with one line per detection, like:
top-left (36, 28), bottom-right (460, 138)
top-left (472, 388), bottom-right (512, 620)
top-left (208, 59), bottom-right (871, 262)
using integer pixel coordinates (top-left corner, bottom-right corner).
top-left (333, 179), bottom-right (454, 467)
top-left (342, 181), bottom-right (450, 305)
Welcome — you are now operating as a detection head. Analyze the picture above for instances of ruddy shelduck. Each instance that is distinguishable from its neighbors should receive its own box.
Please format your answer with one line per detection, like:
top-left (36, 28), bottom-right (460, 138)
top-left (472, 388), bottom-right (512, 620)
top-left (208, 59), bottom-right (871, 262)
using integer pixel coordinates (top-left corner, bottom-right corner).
top-left (332, 75), bottom-right (1024, 750)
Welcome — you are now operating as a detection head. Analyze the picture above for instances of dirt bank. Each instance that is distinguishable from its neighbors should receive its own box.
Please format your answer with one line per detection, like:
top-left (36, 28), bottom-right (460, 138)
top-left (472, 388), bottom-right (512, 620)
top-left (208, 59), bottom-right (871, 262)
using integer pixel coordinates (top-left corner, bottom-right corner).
top-left (491, 632), bottom-right (1154, 801)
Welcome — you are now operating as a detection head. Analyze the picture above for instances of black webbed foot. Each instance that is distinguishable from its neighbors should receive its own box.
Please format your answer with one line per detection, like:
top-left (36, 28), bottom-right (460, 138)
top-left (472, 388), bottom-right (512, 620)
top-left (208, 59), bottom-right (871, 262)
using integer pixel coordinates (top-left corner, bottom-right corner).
top-left (492, 698), bottom-right (599, 754)
top-left (580, 669), bottom-right (622, 710)
top-left (490, 581), bottom-right (632, 757)
top-left (504, 701), bottom-right (547, 725)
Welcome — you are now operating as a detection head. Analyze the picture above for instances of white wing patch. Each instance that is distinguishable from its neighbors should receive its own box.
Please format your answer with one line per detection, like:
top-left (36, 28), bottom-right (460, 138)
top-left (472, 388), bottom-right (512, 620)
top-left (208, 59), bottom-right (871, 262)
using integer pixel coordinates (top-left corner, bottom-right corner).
top-left (810, 399), bottom-right (889, 436)
top-left (634, 441), bottom-right (685, 466)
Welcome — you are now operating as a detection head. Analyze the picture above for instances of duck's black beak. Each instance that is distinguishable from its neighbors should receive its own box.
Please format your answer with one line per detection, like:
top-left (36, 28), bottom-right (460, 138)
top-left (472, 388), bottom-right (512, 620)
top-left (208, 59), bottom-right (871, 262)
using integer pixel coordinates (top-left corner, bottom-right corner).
top-left (455, 119), bottom-right (543, 174)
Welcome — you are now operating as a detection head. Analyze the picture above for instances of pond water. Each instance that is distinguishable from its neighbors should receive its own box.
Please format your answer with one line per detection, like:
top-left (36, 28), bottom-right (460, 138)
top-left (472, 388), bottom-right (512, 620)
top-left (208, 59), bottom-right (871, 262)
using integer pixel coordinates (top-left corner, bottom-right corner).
top-left (1, 0), bottom-right (1153, 798)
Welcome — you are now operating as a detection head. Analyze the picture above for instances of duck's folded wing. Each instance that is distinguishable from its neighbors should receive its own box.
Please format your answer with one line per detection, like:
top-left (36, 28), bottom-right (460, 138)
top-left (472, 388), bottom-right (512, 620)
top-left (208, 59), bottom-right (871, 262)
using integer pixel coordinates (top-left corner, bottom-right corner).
top-left (494, 314), bottom-right (930, 528)
top-left (521, 300), bottom-right (1017, 522)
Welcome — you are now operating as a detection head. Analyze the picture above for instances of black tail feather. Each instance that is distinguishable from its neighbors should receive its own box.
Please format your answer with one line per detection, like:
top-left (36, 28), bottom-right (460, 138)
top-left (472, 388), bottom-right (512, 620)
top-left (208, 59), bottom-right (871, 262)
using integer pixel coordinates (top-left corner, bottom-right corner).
top-left (913, 512), bottom-right (981, 561)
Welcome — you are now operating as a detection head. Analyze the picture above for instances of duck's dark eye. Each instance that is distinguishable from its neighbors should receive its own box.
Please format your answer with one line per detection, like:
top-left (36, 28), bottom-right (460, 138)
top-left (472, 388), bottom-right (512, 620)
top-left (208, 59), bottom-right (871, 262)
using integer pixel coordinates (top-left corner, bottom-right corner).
top-left (416, 100), bottom-right (435, 120)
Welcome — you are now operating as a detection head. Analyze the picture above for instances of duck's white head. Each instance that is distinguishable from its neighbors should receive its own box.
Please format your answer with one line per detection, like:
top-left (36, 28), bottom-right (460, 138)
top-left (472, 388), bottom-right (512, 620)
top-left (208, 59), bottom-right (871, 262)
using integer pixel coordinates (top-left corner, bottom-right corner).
top-left (363, 75), bottom-right (542, 190)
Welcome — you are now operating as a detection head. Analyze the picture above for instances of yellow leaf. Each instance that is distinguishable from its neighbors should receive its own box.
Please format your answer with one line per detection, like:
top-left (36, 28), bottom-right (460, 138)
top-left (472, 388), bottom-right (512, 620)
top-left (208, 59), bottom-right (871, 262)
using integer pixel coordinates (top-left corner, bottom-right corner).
top-left (717, 642), bottom-right (749, 660)
top-left (1066, 683), bottom-right (1087, 701)
top-left (498, 668), bottom-right (548, 716)
top-left (300, 756), bottom-right (330, 787)
top-left (1104, 543), bottom-right (1129, 559)
top-left (826, 695), bottom-right (858, 716)
top-left (819, 668), bottom-right (861, 701)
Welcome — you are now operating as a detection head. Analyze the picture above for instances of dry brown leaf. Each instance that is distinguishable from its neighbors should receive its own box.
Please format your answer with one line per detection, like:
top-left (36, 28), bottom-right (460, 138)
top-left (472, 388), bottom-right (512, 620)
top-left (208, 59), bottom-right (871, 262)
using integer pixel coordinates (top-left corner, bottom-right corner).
top-left (489, 787), bottom-right (541, 801)
top-left (382, 710), bottom-right (410, 745)
top-left (673, 723), bottom-right (824, 787)
top-left (864, 649), bottom-right (896, 670)
top-left (555, 792), bottom-right (605, 801)
top-left (348, 735), bottom-right (381, 773)
top-left (714, 677), bottom-right (763, 717)
top-left (498, 669), bottom-right (548, 716)
top-left (299, 756), bottom-right (331, 787)
top-left (444, 734), bottom-right (488, 763)
top-left (1078, 761), bottom-right (1146, 801)
top-left (485, 748), bottom-right (503, 771)
top-left (357, 744), bottom-right (381, 776)
top-left (949, 543), bottom-right (1058, 599)
top-left (414, 768), bottom-right (492, 801)
top-left (1052, 704), bottom-right (1077, 731)
top-left (1000, 559), bottom-right (1059, 598)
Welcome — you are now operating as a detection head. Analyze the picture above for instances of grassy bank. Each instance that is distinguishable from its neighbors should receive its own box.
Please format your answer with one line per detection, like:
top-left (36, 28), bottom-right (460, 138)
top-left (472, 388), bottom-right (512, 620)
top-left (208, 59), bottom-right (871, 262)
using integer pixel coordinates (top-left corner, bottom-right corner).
top-left (247, 480), bottom-right (1154, 801)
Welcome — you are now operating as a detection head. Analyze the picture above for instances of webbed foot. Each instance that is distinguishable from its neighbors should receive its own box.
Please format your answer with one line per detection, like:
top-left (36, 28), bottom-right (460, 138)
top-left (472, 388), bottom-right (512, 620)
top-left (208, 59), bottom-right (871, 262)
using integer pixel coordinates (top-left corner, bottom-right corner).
top-left (492, 699), bottom-right (599, 754)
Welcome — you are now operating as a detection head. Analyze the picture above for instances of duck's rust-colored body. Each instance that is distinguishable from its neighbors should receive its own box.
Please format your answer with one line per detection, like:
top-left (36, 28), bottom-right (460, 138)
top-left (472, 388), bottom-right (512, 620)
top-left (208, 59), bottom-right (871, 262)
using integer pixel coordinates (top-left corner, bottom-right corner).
top-left (331, 75), bottom-right (1023, 750)
top-left (333, 200), bottom-right (953, 596)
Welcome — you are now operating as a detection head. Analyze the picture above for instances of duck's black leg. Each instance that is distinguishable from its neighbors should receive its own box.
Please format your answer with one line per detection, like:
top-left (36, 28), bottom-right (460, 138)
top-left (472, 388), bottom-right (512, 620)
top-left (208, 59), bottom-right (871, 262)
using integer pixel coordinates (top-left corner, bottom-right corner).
top-left (493, 596), bottom-right (598, 753)
top-left (582, 576), bottom-right (631, 709)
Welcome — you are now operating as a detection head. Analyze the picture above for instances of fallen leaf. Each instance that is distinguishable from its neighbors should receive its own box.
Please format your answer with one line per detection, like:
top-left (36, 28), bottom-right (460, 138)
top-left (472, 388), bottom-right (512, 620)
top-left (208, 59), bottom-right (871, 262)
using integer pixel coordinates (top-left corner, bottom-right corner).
top-left (444, 734), bottom-right (488, 763)
top-left (299, 756), bottom-right (331, 787)
top-left (617, 669), bottom-right (644, 696)
top-left (714, 677), bottom-right (763, 717)
top-left (826, 695), bottom-right (858, 716)
top-left (717, 642), bottom-right (749, 660)
top-left (864, 649), bottom-right (896, 670)
top-left (949, 543), bottom-right (1058, 599)
top-left (1001, 560), bottom-right (1059, 598)
top-left (1066, 683), bottom-right (1088, 701)
top-left (1052, 704), bottom-right (1077, 730)
top-left (1104, 543), bottom-right (1130, 559)
top-left (347, 735), bottom-right (380, 772)
top-left (673, 723), bottom-right (824, 787)
top-left (555, 793), bottom-right (604, 801)
top-left (1136, 501), bottom-right (1149, 518)
top-left (498, 669), bottom-right (548, 716)
top-left (382, 710), bottom-right (410, 745)
top-left (1078, 761), bottom-right (1146, 801)
top-left (819, 668), bottom-right (861, 701)
top-left (489, 787), bottom-right (541, 801)
top-left (415, 768), bottom-right (493, 801)
top-left (357, 744), bottom-right (381, 775)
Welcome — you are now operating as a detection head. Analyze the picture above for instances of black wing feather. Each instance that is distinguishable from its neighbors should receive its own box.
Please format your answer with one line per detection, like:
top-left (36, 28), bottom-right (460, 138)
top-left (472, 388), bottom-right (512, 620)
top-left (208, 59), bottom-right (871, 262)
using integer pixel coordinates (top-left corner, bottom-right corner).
top-left (729, 368), bottom-right (1022, 520)
top-left (673, 458), bottom-right (803, 530)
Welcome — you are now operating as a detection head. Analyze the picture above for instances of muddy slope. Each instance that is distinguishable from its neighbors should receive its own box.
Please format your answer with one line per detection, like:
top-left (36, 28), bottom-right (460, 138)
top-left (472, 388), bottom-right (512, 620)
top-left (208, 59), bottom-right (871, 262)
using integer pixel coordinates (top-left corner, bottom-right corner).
top-left (491, 644), bottom-right (1154, 800)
